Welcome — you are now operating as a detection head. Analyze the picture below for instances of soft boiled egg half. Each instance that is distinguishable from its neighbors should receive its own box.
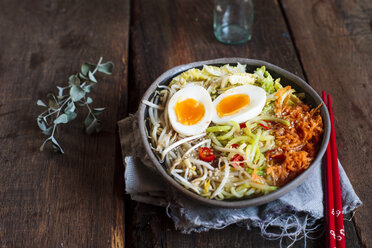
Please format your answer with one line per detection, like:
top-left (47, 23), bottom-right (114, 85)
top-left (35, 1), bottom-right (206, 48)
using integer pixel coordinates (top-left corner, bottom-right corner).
top-left (212, 85), bottom-right (267, 124)
top-left (168, 84), bottom-right (213, 136)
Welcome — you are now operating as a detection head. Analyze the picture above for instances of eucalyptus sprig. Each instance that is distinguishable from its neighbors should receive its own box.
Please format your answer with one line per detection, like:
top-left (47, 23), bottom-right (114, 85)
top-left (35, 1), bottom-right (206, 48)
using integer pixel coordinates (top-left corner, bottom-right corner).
top-left (36, 57), bottom-right (114, 154)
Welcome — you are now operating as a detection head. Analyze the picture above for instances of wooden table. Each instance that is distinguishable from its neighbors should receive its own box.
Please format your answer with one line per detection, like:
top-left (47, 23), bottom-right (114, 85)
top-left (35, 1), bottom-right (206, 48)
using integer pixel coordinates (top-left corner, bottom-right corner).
top-left (0, 0), bottom-right (371, 247)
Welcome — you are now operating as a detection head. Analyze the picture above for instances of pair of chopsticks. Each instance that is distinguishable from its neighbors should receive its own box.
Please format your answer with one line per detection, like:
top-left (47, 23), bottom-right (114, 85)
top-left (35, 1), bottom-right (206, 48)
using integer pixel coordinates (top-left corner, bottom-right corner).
top-left (322, 91), bottom-right (345, 248)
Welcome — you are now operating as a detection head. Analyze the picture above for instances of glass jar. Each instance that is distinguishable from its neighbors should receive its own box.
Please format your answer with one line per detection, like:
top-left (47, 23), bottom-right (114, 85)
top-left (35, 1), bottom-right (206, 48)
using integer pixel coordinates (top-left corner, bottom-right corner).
top-left (214, 0), bottom-right (254, 44)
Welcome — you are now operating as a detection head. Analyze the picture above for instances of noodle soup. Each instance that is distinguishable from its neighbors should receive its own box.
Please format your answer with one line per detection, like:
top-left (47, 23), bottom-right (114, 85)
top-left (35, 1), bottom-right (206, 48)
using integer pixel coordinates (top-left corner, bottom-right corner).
top-left (142, 63), bottom-right (324, 201)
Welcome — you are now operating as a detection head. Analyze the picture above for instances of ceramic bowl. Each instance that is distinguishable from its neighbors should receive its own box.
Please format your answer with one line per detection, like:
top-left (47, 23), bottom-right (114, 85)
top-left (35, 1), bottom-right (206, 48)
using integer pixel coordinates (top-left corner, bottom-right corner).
top-left (138, 58), bottom-right (330, 208)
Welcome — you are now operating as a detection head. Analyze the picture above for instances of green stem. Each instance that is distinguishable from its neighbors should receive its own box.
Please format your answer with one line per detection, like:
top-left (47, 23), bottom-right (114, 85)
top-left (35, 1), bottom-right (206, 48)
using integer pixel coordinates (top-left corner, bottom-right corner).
top-left (51, 123), bottom-right (57, 137)
top-left (59, 96), bottom-right (72, 109)
top-left (85, 99), bottom-right (97, 120)
top-left (49, 96), bottom-right (71, 140)
top-left (92, 57), bottom-right (103, 74)
top-left (43, 109), bottom-right (59, 119)
top-left (42, 96), bottom-right (71, 119)
top-left (38, 109), bottom-right (49, 117)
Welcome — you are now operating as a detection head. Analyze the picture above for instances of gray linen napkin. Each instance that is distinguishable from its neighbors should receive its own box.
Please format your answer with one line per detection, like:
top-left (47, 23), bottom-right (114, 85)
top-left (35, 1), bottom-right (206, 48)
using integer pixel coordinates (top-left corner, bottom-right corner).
top-left (118, 113), bottom-right (362, 237)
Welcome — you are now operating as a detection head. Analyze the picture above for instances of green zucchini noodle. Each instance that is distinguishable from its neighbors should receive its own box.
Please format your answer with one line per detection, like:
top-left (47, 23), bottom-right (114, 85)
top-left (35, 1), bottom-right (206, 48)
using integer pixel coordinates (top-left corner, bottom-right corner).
top-left (143, 64), bottom-right (307, 200)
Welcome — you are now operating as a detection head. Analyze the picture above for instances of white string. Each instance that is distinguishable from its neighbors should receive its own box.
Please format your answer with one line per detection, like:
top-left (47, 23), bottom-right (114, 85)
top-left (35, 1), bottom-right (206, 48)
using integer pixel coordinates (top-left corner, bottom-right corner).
top-left (258, 214), bottom-right (323, 248)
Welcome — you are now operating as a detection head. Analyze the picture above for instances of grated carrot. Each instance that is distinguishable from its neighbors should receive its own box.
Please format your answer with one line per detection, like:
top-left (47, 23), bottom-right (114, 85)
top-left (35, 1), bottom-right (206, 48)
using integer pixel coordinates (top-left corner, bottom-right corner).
top-left (274, 86), bottom-right (291, 116)
top-left (252, 163), bottom-right (266, 184)
top-left (267, 92), bottom-right (323, 186)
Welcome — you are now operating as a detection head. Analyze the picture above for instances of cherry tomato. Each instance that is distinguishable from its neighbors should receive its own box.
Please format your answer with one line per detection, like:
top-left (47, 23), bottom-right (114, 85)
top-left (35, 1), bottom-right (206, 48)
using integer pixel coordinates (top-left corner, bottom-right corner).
top-left (231, 144), bottom-right (239, 149)
top-left (239, 123), bottom-right (247, 128)
top-left (198, 147), bottom-right (215, 162)
top-left (271, 154), bottom-right (285, 162)
top-left (267, 149), bottom-right (285, 163)
top-left (231, 154), bottom-right (244, 167)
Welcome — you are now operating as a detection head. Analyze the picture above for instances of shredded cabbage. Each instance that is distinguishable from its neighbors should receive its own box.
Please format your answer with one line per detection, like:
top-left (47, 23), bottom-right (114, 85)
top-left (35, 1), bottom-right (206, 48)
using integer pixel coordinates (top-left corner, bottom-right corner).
top-left (254, 66), bottom-right (276, 94)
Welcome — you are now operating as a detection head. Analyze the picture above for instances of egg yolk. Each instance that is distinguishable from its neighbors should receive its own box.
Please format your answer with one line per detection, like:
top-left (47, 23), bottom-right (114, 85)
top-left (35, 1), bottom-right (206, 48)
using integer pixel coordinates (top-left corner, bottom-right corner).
top-left (216, 94), bottom-right (250, 117)
top-left (174, 98), bottom-right (205, 125)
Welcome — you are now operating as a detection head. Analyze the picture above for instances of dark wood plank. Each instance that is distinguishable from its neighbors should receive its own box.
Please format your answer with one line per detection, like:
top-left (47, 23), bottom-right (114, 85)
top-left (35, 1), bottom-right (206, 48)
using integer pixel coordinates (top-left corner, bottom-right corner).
top-left (127, 0), bottom-right (304, 114)
top-left (0, 0), bottom-right (129, 247)
top-left (127, 0), bottom-right (360, 247)
top-left (281, 0), bottom-right (372, 247)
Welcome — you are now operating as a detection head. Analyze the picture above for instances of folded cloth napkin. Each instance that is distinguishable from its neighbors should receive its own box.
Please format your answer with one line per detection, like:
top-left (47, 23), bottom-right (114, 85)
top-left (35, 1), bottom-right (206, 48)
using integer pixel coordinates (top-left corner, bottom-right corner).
top-left (118, 113), bottom-right (362, 239)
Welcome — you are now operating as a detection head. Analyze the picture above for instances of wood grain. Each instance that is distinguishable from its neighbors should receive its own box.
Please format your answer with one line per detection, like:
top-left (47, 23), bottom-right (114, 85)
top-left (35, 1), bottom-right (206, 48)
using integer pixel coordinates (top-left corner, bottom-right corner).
top-left (0, 0), bottom-right (367, 246)
top-left (0, 0), bottom-right (129, 247)
top-left (281, 0), bottom-right (372, 247)
top-left (127, 0), bottom-right (304, 114)
top-left (127, 0), bottom-right (362, 247)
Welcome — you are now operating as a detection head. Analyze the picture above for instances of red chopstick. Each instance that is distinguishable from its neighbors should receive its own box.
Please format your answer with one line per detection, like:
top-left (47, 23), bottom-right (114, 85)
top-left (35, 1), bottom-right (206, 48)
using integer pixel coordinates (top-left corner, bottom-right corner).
top-left (322, 91), bottom-right (345, 248)
top-left (328, 95), bottom-right (346, 247)
top-left (323, 92), bottom-right (336, 247)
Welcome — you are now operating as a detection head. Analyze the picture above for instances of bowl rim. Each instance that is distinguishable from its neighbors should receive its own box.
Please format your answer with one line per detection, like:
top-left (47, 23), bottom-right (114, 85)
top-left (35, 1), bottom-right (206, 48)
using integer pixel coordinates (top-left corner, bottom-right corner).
top-left (138, 58), bottom-right (330, 208)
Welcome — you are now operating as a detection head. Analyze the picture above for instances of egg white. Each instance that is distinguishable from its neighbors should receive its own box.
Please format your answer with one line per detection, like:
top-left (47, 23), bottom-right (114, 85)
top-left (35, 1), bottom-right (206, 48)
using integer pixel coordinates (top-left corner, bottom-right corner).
top-left (211, 85), bottom-right (267, 124)
top-left (168, 84), bottom-right (213, 136)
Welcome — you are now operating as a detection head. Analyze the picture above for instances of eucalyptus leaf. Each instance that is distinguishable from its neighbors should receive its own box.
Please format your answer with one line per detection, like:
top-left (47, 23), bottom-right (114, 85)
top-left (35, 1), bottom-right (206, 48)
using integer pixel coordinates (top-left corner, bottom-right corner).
top-left (54, 114), bottom-right (69, 124)
top-left (81, 63), bottom-right (96, 76)
top-left (37, 118), bottom-right (46, 130)
top-left (83, 84), bottom-right (93, 93)
top-left (64, 101), bottom-right (76, 113)
top-left (70, 85), bottom-right (86, 102)
top-left (68, 75), bottom-right (81, 86)
top-left (85, 117), bottom-right (102, 135)
top-left (84, 112), bottom-right (94, 126)
top-left (37, 99), bottom-right (47, 107)
top-left (92, 107), bottom-right (105, 116)
top-left (47, 93), bottom-right (59, 110)
top-left (51, 137), bottom-right (64, 154)
top-left (88, 71), bottom-right (97, 83)
top-left (42, 126), bottom-right (53, 136)
top-left (79, 72), bottom-right (88, 80)
top-left (65, 111), bottom-right (77, 121)
top-left (57, 95), bottom-right (69, 102)
top-left (97, 62), bottom-right (114, 75)
top-left (37, 57), bottom-right (113, 153)
top-left (56, 86), bottom-right (65, 97)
